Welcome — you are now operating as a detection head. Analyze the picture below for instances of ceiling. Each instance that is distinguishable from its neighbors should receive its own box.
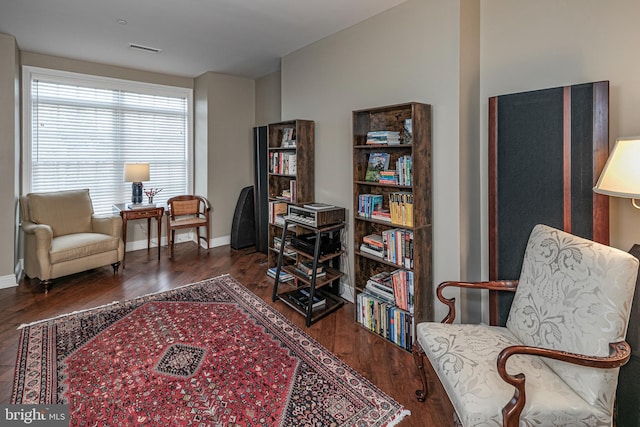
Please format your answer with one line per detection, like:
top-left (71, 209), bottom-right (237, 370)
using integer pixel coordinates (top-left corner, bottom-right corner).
top-left (0, 0), bottom-right (408, 79)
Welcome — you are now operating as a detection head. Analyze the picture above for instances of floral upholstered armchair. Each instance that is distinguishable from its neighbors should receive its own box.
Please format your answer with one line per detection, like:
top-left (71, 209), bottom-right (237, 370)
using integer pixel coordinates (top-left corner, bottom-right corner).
top-left (413, 224), bottom-right (638, 426)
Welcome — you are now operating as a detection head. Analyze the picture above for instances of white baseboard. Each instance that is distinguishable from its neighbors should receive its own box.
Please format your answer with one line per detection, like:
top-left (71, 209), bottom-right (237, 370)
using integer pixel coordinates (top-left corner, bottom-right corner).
top-left (125, 233), bottom-right (231, 252)
top-left (340, 282), bottom-right (354, 303)
top-left (0, 273), bottom-right (18, 289)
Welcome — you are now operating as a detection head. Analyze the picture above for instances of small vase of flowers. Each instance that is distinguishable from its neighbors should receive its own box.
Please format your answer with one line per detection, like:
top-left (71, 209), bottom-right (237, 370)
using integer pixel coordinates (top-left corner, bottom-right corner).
top-left (143, 187), bottom-right (162, 204)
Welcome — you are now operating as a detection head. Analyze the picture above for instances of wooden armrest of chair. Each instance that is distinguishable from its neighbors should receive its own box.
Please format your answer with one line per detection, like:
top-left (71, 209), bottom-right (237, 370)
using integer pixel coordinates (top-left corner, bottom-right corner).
top-left (497, 341), bottom-right (631, 427)
top-left (437, 280), bottom-right (519, 323)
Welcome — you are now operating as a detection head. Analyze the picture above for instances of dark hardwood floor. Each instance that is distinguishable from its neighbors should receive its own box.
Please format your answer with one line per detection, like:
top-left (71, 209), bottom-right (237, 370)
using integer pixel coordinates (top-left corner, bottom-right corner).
top-left (0, 242), bottom-right (454, 426)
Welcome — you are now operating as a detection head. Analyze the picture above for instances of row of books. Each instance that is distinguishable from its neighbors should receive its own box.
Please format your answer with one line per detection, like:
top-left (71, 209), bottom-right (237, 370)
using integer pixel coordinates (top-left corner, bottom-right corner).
top-left (363, 269), bottom-right (414, 313)
top-left (357, 194), bottom-right (383, 219)
top-left (356, 192), bottom-right (413, 227)
top-left (389, 192), bottom-right (413, 227)
top-left (366, 130), bottom-right (401, 145)
top-left (269, 151), bottom-right (296, 175)
top-left (366, 154), bottom-right (412, 186)
top-left (360, 229), bottom-right (413, 268)
top-left (281, 127), bottom-right (296, 148)
top-left (396, 155), bottom-right (412, 186)
top-left (356, 291), bottom-right (414, 351)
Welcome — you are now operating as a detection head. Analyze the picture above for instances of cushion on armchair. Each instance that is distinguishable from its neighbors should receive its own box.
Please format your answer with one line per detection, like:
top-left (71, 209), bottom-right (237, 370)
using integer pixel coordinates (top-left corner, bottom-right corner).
top-left (28, 189), bottom-right (93, 236)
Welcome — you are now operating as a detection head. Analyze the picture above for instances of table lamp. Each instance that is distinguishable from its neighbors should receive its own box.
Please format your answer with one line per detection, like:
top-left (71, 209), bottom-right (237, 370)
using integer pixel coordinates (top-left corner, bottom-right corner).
top-left (124, 162), bottom-right (150, 204)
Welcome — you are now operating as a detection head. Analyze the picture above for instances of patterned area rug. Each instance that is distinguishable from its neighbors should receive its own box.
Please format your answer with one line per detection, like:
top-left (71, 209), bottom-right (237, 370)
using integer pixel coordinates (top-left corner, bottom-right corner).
top-left (12, 274), bottom-right (410, 426)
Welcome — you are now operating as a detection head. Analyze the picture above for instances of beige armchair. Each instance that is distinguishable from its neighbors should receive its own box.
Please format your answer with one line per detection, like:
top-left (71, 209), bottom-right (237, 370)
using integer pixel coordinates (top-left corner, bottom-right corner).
top-left (414, 224), bottom-right (639, 426)
top-left (20, 189), bottom-right (124, 292)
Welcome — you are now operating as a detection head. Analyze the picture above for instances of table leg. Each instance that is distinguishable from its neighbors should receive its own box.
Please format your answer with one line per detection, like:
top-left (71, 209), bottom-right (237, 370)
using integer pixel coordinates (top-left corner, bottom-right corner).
top-left (121, 214), bottom-right (127, 269)
top-left (147, 217), bottom-right (151, 250)
top-left (157, 213), bottom-right (162, 260)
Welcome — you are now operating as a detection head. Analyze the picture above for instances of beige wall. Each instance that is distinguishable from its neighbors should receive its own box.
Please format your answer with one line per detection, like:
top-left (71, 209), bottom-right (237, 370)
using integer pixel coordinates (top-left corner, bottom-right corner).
top-left (21, 52), bottom-right (193, 89)
top-left (480, 0), bottom-right (640, 274)
top-left (0, 34), bottom-right (19, 287)
top-left (197, 72), bottom-right (255, 243)
top-left (255, 71), bottom-right (281, 126)
top-left (281, 0), bottom-right (467, 321)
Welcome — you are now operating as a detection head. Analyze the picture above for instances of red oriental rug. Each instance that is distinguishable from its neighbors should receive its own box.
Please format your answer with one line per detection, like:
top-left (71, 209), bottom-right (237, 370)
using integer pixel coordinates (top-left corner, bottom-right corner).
top-left (12, 274), bottom-right (410, 426)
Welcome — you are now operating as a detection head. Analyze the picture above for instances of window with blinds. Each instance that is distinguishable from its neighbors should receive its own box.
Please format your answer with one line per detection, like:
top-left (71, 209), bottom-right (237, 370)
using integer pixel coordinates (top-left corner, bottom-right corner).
top-left (24, 67), bottom-right (192, 216)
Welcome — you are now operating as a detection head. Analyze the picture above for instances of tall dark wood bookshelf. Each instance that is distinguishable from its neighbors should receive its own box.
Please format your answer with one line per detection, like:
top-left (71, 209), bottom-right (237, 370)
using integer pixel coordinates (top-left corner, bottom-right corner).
top-left (352, 102), bottom-right (432, 351)
top-left (267, 120), bottom-right (315, 269)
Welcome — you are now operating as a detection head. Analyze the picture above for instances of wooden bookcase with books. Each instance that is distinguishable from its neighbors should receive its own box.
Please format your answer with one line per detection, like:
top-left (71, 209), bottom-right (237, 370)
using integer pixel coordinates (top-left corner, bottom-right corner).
top-left (267, 119), bottom-right (315, 269)
top-left (352, 102), bottom-right (432, 351)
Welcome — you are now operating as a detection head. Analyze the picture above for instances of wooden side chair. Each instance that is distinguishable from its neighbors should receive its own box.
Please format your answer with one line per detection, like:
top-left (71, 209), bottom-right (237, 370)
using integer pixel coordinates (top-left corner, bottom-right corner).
top-left (165, 195), bottom-right (211, 258)
top-left (414, 224), bottom-right (639, 426)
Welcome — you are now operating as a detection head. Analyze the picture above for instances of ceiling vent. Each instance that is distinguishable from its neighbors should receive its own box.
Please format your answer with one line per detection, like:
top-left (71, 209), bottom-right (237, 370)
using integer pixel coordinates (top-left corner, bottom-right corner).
top-left (129, 43), bottom-right (162, 54)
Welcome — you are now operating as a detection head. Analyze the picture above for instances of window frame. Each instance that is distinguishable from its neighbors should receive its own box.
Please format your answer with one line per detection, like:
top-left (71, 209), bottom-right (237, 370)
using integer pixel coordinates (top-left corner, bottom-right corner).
top-left (22, 66), bottom-right (194, 214)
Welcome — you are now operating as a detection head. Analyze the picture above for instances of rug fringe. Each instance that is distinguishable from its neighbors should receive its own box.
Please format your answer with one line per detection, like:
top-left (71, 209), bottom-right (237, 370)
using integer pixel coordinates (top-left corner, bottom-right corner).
top-left (17, 301), bottom-right (120, 329)
top-left (386, 409), bottom-right (411, 427)
top-left (17, 273), bottom-right (232, 330)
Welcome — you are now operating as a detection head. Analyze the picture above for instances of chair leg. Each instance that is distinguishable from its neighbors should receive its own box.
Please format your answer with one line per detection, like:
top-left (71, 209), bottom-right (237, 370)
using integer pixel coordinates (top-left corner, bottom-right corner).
top-left (111, 261), bottom-right (121, 275)
top-left (413, 342), bottom-right (429, 402)
top-left (196, 227), bottom-right (200, 251)
top-left (41, 279), bottom-right (53, 293)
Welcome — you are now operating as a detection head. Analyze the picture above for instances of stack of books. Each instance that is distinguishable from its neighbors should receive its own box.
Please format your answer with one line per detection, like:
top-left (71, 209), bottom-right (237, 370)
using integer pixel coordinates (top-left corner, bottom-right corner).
top-left (378, 169), bottom-right (399, 184)
top-left (366, 131), bottom-right (401, 145)
top-left (359, 233), bottom-right (384, 258)
top-left (295, 261), bottom-right (326, 278)
top-left (365, 271), bottom-right (395, 303)
top-left (267, 267), bottom-right (294, 282)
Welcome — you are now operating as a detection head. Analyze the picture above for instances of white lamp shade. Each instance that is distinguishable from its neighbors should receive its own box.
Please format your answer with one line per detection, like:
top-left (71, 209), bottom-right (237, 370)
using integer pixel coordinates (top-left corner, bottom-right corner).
top-left (594, 137), bottom-right (640, 198)
top-left (124, 163), bottom-right (150, 183)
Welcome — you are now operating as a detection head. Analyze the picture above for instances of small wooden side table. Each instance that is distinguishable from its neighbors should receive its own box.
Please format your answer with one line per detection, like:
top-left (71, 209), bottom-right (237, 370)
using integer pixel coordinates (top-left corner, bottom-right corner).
top-left (112, 203), bottom-right (165, 268)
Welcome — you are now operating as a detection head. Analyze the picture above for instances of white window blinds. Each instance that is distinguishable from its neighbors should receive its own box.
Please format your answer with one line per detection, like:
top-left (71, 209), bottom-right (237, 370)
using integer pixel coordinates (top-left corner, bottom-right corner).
top-left (25, 68), bottom-right (192, 216)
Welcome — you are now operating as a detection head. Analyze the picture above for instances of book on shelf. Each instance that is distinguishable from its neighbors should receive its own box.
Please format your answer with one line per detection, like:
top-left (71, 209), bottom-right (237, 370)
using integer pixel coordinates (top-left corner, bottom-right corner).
top-left (356, 291), bottom-right (414, 350)
top-left (365, 152), bottom-right (390, 182)
top-left (267, 267), bottom-right (294, 282)
top-left (289, 288), bottom-right (326, 310)
top-left (366, 130), bottom-right (401, 145)
top-left (378, 169), bottom-right (399, 185)
top-left (362, 233), bottom-right (383, 249)
top-left (359, 243), bottom-right (384, 258)
top-left (269, 151), bottom-right (296, 175)
top-left (389, 192), bottom-right (413, 227)
top-left (357, 194), bottom-right (384, 219)
top-left (390, 269), bottom-right (414, 313)
top-left (371, 209), bottom-right (392, 222)
top-left (403, 119), bottom-right (412, 144)
top-left (381, 228), bottom-right (414, 268)
top-left (396, 155), bottom-right (412, 186)
top-left (281, 127), bottom-right (296, 147)
top-left (127, 203), bottom-right (156, 209)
